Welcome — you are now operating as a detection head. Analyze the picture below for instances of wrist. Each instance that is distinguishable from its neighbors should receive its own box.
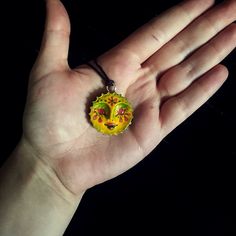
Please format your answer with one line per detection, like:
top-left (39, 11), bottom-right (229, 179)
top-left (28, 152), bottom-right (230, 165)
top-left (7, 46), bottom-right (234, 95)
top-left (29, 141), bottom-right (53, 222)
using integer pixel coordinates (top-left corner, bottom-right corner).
top-left (0, 139), bottom-right (84, 236)
top-left (13, 138), bottom-right (84, 205)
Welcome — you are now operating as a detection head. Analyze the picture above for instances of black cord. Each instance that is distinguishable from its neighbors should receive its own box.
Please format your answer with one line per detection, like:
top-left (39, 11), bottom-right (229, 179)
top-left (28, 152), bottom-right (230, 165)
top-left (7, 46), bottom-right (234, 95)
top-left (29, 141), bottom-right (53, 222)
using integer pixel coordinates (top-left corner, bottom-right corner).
top-left (86, 59), bottom-right (115, 87)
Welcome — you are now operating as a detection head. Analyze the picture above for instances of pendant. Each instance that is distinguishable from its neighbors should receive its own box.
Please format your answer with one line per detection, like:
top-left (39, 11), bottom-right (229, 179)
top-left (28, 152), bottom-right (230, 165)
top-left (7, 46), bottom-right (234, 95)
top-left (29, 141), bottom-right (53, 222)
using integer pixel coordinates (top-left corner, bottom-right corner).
top-left (86, 59), bottom-right (133, 135)
top-left (89, 92), bottom-right (133, 135)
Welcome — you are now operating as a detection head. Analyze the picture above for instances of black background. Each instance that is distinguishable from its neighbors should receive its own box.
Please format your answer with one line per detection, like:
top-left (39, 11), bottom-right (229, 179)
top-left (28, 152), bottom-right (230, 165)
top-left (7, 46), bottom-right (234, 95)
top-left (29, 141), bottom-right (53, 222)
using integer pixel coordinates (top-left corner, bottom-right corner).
top-left (1, 0), bottom-right (236, 235)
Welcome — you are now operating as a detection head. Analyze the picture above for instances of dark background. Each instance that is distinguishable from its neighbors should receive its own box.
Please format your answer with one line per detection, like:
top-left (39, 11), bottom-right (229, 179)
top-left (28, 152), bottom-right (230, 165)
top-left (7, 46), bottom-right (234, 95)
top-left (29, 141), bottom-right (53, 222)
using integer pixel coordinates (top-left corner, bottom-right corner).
top-left (1, 0), bottom-right (235, 235)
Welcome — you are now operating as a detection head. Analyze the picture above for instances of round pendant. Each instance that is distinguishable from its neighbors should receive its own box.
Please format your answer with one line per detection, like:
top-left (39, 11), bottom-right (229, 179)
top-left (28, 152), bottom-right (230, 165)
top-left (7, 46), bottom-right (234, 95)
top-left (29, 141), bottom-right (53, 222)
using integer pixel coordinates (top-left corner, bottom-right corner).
top-left (89, 92), bottom-right (133, 135)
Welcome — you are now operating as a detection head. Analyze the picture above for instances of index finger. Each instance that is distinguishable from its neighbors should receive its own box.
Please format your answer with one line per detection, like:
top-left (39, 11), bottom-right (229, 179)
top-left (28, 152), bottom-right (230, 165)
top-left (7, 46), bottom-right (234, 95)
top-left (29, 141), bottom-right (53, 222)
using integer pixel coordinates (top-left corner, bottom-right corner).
top-left (115, 0), bottom-right (215, 64)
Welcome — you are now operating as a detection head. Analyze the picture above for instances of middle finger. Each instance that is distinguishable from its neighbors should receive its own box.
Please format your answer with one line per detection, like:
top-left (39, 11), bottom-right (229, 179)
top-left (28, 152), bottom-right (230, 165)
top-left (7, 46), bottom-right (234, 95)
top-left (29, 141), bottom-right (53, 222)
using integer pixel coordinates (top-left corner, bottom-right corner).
top-left (142, 0), bottom-right (236, 76)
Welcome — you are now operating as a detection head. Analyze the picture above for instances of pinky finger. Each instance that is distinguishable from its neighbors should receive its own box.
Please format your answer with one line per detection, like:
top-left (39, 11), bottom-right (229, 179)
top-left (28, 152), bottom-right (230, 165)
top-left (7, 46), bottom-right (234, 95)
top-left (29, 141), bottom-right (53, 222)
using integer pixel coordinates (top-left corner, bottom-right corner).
top-left (160, 64), bottom-right (228, 136)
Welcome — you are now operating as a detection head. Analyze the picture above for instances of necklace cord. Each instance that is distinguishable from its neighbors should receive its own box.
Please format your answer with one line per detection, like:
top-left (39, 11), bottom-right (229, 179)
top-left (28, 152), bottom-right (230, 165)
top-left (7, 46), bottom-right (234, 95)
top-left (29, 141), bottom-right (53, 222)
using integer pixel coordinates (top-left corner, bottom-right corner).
top-left (86, 60), bottom-right (115, 87)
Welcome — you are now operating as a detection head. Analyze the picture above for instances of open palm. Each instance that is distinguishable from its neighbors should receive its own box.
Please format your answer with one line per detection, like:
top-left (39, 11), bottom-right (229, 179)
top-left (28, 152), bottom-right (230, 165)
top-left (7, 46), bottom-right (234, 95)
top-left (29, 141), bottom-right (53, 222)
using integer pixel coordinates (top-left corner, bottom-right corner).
top-left (22, 0), bottom-right (236, 194)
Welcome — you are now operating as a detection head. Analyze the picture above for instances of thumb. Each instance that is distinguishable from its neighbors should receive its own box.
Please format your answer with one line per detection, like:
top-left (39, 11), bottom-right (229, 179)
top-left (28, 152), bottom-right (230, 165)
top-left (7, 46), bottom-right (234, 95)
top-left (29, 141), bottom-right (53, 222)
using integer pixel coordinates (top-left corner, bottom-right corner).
top-left (31, 0), bottom-right (71, 80)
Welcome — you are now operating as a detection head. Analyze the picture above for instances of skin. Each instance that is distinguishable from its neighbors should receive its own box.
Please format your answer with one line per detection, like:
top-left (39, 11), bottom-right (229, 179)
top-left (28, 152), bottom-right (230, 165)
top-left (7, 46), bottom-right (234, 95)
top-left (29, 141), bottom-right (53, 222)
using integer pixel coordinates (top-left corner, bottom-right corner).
top-left (0, 0), bottom-right (235, 235)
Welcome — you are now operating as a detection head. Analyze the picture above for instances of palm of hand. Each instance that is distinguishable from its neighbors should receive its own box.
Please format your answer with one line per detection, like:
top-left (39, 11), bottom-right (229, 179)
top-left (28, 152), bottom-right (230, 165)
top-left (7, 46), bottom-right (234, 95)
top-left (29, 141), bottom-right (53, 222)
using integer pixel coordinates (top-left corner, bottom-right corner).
top-left (22, 0), bottom-right (236, 194)
top-left (23, 56), bottom-right (162, 193)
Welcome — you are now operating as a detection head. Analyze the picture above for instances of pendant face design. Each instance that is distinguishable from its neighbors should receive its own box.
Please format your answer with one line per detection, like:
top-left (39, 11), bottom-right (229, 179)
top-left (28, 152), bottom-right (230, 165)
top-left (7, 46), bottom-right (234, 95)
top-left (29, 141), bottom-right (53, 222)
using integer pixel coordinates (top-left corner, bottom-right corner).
top-left (89, 92), bottom-right (133, 135)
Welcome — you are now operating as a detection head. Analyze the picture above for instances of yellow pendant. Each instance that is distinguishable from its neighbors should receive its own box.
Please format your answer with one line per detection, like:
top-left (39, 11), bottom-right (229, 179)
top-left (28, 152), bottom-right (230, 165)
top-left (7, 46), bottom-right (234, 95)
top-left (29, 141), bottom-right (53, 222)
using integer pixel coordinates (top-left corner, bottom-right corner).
top-left (89, 92), bottom-right (133, 135)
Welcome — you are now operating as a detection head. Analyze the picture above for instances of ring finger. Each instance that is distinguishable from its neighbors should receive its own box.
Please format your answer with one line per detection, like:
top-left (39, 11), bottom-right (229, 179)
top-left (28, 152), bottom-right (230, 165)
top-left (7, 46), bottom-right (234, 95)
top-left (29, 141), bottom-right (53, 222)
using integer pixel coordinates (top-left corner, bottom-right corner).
top-left (157, 23), bottom-right (236, 98)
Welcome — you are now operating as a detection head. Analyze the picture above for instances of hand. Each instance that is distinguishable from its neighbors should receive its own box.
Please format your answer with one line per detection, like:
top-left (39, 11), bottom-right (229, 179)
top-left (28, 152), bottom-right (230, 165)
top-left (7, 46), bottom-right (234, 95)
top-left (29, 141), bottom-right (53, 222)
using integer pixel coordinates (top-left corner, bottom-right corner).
top-left (22, 0), bottom-right (236, 195)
